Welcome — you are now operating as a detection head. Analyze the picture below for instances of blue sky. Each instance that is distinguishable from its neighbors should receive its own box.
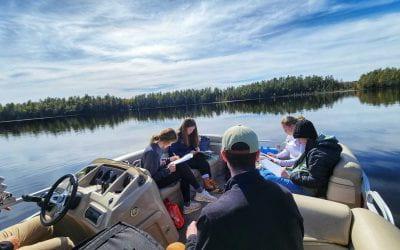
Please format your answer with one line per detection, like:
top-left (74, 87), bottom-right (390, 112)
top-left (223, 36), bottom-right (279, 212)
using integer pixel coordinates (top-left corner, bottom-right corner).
top-left (1, 0), bottom-right (400, 104)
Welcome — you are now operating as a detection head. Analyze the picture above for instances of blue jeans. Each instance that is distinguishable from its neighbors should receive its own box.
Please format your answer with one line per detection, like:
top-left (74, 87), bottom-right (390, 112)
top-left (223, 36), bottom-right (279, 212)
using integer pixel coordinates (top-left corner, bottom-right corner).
top-left (259, 168), bottom-right (305, 195)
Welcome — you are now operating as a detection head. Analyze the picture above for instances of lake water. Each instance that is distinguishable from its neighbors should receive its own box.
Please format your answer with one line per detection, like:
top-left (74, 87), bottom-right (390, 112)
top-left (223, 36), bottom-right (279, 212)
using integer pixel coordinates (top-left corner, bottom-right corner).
top-left (1, 90), bottom-right (400, 229)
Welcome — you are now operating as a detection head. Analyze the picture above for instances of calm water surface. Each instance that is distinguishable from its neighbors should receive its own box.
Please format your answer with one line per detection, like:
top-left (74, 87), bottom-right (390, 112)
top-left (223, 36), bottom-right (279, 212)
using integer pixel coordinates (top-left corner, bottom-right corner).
top-left (1, 91), bottom-right (400, 229)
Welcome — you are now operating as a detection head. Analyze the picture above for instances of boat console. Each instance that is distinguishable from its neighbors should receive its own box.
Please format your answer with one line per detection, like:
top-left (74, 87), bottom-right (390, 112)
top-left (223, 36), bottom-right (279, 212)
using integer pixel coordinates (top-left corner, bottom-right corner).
top-left (63, 158), bottom-right (179, 246)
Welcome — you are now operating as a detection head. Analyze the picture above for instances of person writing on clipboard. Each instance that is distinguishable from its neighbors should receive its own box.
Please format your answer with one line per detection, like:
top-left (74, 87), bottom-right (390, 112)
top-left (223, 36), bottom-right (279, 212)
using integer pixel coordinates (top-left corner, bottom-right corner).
top-left (169, 118), bottom-right (221, 193)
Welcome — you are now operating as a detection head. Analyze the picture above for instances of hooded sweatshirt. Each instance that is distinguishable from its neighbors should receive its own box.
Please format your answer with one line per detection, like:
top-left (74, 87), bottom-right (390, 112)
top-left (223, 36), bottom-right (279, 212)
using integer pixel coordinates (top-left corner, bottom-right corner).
top-left (290, 134), bottom-right (342, 197)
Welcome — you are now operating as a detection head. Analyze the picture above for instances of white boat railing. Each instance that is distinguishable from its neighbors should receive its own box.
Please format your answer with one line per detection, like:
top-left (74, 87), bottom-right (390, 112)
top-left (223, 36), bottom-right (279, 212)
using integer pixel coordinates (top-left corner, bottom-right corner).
top-left (362, 171), bottom-right (395, 225)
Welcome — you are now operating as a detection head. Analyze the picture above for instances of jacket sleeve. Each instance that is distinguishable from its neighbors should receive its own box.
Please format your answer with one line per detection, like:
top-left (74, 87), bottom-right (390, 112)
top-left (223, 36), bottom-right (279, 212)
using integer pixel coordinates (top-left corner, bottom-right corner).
top-left (289, 153), bottom-right (328, 188)
top-left (142, 150), bottom-right (170, 182)
top-left (274, 154), bottom-right (301, 167)
top-left (169, 141), bottom-right (192, 158)
top-left (186, 214), bottom-right (222, 250)
top-left (275, 148), bottom-right (289, 159)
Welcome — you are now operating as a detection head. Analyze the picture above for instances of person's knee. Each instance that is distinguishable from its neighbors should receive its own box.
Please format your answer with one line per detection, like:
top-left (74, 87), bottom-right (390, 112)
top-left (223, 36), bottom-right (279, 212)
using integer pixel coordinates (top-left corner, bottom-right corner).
top-left (20, 236), bottom-right (75, 250)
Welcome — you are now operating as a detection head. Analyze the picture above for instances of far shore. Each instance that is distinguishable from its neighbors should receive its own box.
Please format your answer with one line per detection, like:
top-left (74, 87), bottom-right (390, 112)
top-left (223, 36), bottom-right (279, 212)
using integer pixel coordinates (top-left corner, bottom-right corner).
top-left (0, 89), bottom-right (357, 124)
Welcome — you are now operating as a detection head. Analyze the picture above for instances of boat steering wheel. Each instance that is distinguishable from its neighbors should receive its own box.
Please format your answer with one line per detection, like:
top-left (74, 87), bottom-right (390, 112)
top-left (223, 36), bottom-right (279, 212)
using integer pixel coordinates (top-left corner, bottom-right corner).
top-left (40, 174), bottom-right (78, 226)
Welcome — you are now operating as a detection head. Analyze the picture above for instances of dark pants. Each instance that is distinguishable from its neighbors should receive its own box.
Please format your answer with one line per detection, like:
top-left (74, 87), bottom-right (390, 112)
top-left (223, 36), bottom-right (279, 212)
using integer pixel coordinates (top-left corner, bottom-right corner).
top-left (156, 164), bottom-right (201, 204)
top-left (186, 153), bottom-right (212, 177)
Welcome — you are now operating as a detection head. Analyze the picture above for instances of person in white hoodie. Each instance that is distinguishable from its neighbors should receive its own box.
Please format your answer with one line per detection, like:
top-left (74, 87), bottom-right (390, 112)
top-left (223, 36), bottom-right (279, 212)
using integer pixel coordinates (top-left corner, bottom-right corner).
top-left (267, 116), bottom-right (305, 168)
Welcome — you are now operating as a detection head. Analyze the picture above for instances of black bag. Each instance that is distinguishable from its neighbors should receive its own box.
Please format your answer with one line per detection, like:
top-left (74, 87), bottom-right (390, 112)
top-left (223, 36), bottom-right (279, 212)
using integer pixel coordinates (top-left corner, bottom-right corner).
top-left (75, 222), bottom-right (163, 250)
top-left (199, 136), bottom-right (211, 151)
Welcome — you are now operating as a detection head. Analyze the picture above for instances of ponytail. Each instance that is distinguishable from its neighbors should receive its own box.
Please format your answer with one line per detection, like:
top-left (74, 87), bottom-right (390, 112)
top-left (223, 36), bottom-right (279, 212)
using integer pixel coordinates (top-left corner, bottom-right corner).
top-left (150, 128), bottom-right (177, 144)
top-left (150, 135), bottom-right (160, 144)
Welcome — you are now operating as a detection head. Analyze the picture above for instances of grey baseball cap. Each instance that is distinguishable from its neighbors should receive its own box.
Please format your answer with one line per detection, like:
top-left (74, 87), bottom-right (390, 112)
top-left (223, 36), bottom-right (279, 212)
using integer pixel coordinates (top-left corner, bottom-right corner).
top-left (222, 125), bottom-right (259, 153)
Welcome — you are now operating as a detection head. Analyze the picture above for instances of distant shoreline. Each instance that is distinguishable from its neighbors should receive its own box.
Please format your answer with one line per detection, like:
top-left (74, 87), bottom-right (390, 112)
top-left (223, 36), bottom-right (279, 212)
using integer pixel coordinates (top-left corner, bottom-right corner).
top-left (0, 90), bottom-right (356, 124)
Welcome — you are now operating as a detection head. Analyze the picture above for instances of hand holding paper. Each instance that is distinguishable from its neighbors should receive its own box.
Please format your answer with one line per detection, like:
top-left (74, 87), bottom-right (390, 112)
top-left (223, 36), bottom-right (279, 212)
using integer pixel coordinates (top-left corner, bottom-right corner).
top-left (171, 153), bottom-right (194, 165)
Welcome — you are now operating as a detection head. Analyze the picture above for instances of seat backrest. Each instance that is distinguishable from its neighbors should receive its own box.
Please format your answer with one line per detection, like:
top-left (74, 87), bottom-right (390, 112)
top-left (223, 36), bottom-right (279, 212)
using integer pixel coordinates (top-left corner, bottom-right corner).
top-left (326, 144), bottom-right (362, 207)
top-left (350, 208), bottom-right (400, 250)
top-left (294, 194), bottom-right (352, 249)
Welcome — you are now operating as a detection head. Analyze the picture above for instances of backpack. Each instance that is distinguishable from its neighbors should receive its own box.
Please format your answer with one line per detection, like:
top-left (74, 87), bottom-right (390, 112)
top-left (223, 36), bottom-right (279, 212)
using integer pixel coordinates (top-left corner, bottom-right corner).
top-left (199, 136), bottom-right (211, 151)
top-left (75, 222), bottom-right (163, 250)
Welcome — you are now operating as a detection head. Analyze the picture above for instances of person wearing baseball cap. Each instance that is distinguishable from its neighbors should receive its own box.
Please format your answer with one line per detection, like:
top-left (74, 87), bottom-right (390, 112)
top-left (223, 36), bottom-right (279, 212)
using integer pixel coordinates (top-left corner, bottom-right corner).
top-left (185, 125), bottom-right (304, 250)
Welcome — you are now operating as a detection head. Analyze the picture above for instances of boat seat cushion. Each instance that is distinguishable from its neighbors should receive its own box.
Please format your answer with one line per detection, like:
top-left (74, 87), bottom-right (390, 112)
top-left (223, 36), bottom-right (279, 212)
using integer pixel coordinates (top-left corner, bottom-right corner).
top-left (351, 208), bottom-right (400, 250)
top-left (303, 237), bottom-right (347, 250)
top-left (330, 144), bottom-right (362, 187)
top-left (326, 144), bottom-right (362, 207)
top-left (294, 194), bottom-right (352, 246)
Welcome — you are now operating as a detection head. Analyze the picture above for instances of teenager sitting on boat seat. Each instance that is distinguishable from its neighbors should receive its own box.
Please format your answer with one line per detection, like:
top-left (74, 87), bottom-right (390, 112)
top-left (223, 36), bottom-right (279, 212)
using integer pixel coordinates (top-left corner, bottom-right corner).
top-left (267, 115), bottom-right (305, 167)
top-left (169, 118), bottom-right (221, 193)
top-left (141, 128), bottom-right (217, 215)
top-left (0, 216), bottom-right (74, 250)
top-left (260, 119), bottom-right (342, 197)
top-left (185, 125), bottom-right (304, 250)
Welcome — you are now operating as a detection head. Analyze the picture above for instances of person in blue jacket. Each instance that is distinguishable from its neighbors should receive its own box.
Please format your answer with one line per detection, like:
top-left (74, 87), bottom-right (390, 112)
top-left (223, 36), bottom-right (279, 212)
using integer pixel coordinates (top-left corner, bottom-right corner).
top-left (169, 118), bottom-right (221, 193)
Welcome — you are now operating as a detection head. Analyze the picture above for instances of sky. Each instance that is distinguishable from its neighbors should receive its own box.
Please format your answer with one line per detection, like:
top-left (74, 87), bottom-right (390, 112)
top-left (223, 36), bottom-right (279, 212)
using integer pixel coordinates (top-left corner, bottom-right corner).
top-left (1, 0), bottom-right (400, 104)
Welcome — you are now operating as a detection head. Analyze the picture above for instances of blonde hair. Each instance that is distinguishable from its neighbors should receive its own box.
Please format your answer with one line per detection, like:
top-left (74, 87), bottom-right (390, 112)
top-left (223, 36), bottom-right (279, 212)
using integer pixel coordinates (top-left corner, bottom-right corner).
top-left (281, 115), bottom-right (305, 126)
top-left (150, 128), bottom-right (178, 144)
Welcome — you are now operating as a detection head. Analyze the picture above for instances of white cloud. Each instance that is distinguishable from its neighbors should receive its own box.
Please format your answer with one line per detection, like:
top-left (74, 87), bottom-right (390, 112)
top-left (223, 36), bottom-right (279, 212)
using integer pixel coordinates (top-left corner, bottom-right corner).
top-left (0, 0), bottom-right (399, 104)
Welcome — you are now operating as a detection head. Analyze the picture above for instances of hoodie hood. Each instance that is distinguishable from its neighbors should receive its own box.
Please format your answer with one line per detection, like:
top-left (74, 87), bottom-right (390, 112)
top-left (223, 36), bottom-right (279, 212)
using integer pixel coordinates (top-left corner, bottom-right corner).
top-left (316, 134), bottom-right (342, 152)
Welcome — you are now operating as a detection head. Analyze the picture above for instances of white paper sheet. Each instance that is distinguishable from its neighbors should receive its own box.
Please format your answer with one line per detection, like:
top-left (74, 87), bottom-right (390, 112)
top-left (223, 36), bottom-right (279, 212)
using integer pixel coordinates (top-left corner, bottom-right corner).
top-left (260, 159), bottom-right (282, 176)
top-left (171, 153), bottom-right (194, 165)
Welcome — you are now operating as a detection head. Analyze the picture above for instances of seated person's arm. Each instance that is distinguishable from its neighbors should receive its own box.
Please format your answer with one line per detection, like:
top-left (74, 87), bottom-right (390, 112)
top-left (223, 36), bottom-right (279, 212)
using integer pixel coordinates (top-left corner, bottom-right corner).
top-left (142, 151), bottom-right (170, 182)
top-left (169, 141), bottom-right (191, 158)
top-left (273, 154), bottom-right (301, 167)
top-left (289, 156), bottom-right (327, 188)
top-left (274, 148), bottom-right (289, 159)
top-left (186, 214), bottom-right (222, 250)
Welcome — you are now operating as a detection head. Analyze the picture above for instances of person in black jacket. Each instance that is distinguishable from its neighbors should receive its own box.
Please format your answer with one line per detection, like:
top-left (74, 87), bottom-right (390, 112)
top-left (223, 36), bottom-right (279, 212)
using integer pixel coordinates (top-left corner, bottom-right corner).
top-left (287, 119), bottom-right (342, 197)
top-left (186, 125), bottom-right (304, 250)
top-left (141, 128), bottom-right (217, 215)
top-left (261, 119), bottom-right (342, 197)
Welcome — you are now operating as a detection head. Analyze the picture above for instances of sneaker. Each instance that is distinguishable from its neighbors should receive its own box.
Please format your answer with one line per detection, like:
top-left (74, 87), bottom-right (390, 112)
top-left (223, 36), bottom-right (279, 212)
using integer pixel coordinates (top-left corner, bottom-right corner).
top-left (183, 202), bottom-right (202, 214)
top-left (194, 190), bottom-right (218, 203)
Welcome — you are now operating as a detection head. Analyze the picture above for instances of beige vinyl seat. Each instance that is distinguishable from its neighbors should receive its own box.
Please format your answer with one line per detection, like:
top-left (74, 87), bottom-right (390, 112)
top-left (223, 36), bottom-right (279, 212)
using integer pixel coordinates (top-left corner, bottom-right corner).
top-left (326, 144), bottom-right (363, 207)
top-left (295, 194), bottom-right (400, 250)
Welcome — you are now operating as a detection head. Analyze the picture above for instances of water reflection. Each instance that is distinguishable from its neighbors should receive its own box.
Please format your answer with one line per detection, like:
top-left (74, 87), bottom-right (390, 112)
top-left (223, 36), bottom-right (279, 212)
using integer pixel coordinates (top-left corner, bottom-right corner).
top-left (357, 89), bottom-right (400, 106)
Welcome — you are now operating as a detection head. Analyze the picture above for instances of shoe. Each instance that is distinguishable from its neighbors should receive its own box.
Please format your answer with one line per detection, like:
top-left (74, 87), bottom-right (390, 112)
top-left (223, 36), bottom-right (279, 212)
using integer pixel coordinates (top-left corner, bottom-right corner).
top-left (203, 179), bottom-right (223, 194)
top-left (208, 179), bottom-right (223, 193)
top-left (203, 178), bottom-right (215, 191)
top-left (183, 202), bottom-right (202, 214)
top-left (194, 190), bottom-right (218, 203)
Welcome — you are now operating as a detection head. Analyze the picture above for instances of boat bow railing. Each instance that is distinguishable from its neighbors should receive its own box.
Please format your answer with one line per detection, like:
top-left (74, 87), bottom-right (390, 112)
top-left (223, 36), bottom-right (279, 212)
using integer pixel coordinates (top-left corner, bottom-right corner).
top-left (362, 171), bottom-right (395, 225)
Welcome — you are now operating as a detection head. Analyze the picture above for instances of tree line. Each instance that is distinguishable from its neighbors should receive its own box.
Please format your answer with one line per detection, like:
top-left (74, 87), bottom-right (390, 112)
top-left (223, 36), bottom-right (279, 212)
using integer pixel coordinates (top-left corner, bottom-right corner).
top-left (0, 68), bottom-right (399, 122)
top-left (0, 92), bottom-right (352, 137)
top-left (357, 67), bottom-right (400, 89)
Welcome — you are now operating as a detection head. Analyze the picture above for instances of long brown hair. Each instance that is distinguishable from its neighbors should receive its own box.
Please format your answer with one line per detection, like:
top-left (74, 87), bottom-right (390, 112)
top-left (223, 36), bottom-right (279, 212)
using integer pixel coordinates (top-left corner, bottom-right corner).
top-left (150, 128), bottom-right (177, 144)
top-left (178, 118), bottom-right (199, 147)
